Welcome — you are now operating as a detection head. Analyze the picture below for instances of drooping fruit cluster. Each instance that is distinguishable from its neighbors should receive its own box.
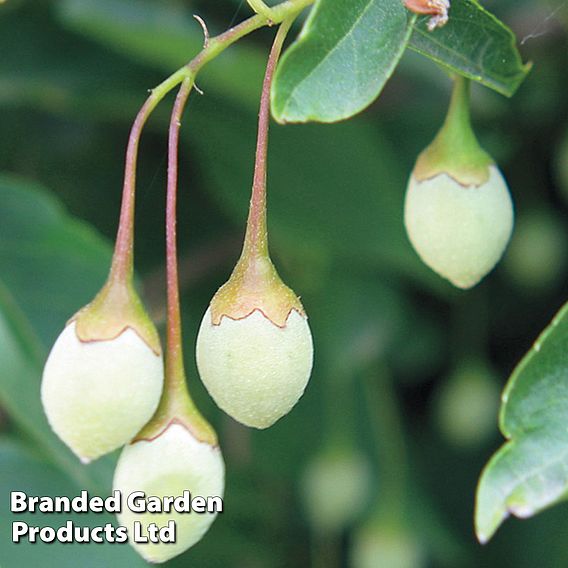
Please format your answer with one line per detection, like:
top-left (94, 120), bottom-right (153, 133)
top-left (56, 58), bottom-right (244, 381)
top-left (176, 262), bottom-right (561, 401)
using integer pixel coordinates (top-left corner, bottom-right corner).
top-left (41, 77), bottom-right (226, 563)
top-left (37, 3), bottom-right (523, 563)
top-left (39, 18), bottom-right (312, 561)
top-left (404, 77), bottom-right (514, 289)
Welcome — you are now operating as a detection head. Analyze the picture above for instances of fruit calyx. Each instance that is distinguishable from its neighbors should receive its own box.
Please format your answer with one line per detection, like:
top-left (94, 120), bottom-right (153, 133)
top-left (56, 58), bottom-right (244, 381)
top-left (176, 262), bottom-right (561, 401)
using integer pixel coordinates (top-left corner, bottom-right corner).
top-left (71, 276), bottom-right (161, 355)
top-left (414, 76), bottom-right (493, 187)
top-left (133, 362), bottom-right (218, 447)
top-left (209, 252), bottom-right (305, 328)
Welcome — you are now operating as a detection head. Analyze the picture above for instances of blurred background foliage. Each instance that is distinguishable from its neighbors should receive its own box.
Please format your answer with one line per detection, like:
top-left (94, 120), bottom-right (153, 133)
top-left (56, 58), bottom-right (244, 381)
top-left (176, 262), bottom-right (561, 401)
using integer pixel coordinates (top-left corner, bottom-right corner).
top-left (0, 0), bottom-right (567, 566)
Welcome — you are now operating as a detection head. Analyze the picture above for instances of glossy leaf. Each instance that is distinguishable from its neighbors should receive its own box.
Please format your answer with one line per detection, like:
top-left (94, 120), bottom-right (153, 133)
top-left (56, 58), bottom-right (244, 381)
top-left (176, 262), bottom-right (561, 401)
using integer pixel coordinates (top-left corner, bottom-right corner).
top-left (409, 0), bottom-right (530, 97)
top-left (272, 0), bottom-right (414, 123)
top-left (476, 301), bottom-right (568, 543)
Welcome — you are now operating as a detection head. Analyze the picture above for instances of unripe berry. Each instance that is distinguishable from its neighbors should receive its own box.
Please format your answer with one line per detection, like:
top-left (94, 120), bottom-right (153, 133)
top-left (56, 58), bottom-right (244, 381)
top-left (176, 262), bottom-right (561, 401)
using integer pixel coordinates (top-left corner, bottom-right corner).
top-left (434, 361), bottom-right (500, 449)
top-left (504, 210), bottom-right (567, 291)
top-left (351, 522), bottom-right (425, 568)
top-left (41, 279), bottom-right (163, 462)
top-left (197, 23), bottom-right (314, 429)
top-left (196, 256), bottom-right (313, 429)
top-left (113, 423), bottom-right (225, 564)
top-left (405, 166), bottom-right (513, 289)
top-left (404, 77), bottom-right (514, 289)
top-left (197, 307), bottom-right (312, 428)
top-left (301, 449), bottom-right (372, 533)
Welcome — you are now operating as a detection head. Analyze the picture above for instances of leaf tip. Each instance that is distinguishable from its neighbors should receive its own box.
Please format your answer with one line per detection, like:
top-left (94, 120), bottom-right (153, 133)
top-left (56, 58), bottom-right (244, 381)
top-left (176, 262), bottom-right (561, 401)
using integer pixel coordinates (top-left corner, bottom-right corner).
top-left (474, 461), bottom-right (509, 545)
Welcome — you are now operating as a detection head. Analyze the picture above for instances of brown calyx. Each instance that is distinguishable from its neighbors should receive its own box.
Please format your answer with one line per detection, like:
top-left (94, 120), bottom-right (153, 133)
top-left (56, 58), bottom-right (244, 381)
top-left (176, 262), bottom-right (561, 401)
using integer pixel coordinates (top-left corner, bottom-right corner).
top-left (209, 253), bottom-right (305, 328)
top-left (133, 381), bottom-right (218, 447)
top-left (71, 277), bottom-right (162, 355)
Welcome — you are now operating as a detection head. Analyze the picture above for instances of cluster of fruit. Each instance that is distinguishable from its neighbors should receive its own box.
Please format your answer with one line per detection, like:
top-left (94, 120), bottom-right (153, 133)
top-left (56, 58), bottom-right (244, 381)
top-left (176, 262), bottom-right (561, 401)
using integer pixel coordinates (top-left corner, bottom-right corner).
top-left (39, 9), bottom-right (514, 563)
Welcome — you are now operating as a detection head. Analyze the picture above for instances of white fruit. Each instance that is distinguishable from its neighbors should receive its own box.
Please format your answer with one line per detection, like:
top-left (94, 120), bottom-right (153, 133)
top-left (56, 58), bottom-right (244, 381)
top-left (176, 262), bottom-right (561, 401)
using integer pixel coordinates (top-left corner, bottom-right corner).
top-left (404, 165), bottom-right (514, 289)
top-left (41, 321), bottom-right (163, 462)
top-left (113, 423), bottom-right (225, 564)
top-left (196, 307), bottom-right (313, 429)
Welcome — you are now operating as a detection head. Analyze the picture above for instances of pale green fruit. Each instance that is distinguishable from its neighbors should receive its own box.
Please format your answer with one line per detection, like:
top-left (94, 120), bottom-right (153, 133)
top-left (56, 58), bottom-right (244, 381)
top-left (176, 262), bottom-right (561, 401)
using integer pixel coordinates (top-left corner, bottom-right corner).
top-left (351, 523), bottom-right (425, 568)
top-left (404, 165), bottom-right (514, 289)
top-left (113, 423), bottom-right (225, 564)
top-left (302, 450), bottom-right (372, 533)
top-left (196, 308), bottom-right (313, 429)
top-left (435, 364), bottom-right (500, 449)
top-left (41, 321), bottom-right (163, 462)
top-left (504, 210), bottom-right (567, 291)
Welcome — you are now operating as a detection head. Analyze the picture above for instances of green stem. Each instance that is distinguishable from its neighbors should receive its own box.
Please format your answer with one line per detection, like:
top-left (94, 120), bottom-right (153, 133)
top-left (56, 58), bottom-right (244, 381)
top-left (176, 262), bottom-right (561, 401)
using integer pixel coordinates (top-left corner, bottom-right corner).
top-left (188, 0), bottom-right (311, 75)
top-left (247, 0), bottom-right (278, 20)
top-left (414, 75), bottom-right (493, 185)
top-left (438, 76), bottom-right (477, 156)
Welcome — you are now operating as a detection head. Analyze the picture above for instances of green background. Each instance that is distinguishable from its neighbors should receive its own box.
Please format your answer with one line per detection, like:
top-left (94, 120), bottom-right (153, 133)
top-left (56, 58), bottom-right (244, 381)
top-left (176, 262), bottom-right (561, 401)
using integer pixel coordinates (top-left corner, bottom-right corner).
top-left (1, 0), bottom-right (567, 566)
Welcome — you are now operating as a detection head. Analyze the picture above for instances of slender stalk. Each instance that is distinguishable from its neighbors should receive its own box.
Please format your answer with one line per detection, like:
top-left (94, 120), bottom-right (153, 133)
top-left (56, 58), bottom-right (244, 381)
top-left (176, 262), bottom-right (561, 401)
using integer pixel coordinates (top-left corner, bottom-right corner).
top-left (136, 78), bottom-right (217, 444)
top-left (442, 75), bottom-right (473, 143)
top-left (188, 0), bottom-right (311, 75)
top-left (165, 78), bottom-right (194, 393)
top-left (108, 0), bottom-right (312, 283)
top-left (109, 68), bottom-right (191, 283)
top-left (243, 17), bottom-right (295, 258)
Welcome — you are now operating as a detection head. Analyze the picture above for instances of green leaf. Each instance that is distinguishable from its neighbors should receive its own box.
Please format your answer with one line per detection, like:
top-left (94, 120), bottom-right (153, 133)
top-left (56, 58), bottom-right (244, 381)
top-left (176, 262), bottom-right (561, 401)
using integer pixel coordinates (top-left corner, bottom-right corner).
top-left (272, 0), bottom-right (414, 123)
top-left (0, 175), bottom-right (117, 491)
top-left (475, 301), bottom-right (568, 543)
top-left (408, 0), bottom-right (531, 97)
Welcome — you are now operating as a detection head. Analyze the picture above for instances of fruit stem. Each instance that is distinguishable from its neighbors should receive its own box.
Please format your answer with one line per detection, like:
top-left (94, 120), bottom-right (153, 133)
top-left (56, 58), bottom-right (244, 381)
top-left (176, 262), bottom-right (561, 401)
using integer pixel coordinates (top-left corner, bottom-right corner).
top-left (414, 75), bottom-right (493, 185)
top-left (242, 17), bottom-right (295, 260)
top-left (165, 78), bottom-right (193, 391)
top-left (162, 78), bottom-right (217, 441)
top-left (441, 75), bottom-right (476, 153)
top-left (135, 79), bottom-right (218, 445)
top-left (108, 0), bottom-right (312, 284)
top-left (109, 68), bottom-right (191, 284)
